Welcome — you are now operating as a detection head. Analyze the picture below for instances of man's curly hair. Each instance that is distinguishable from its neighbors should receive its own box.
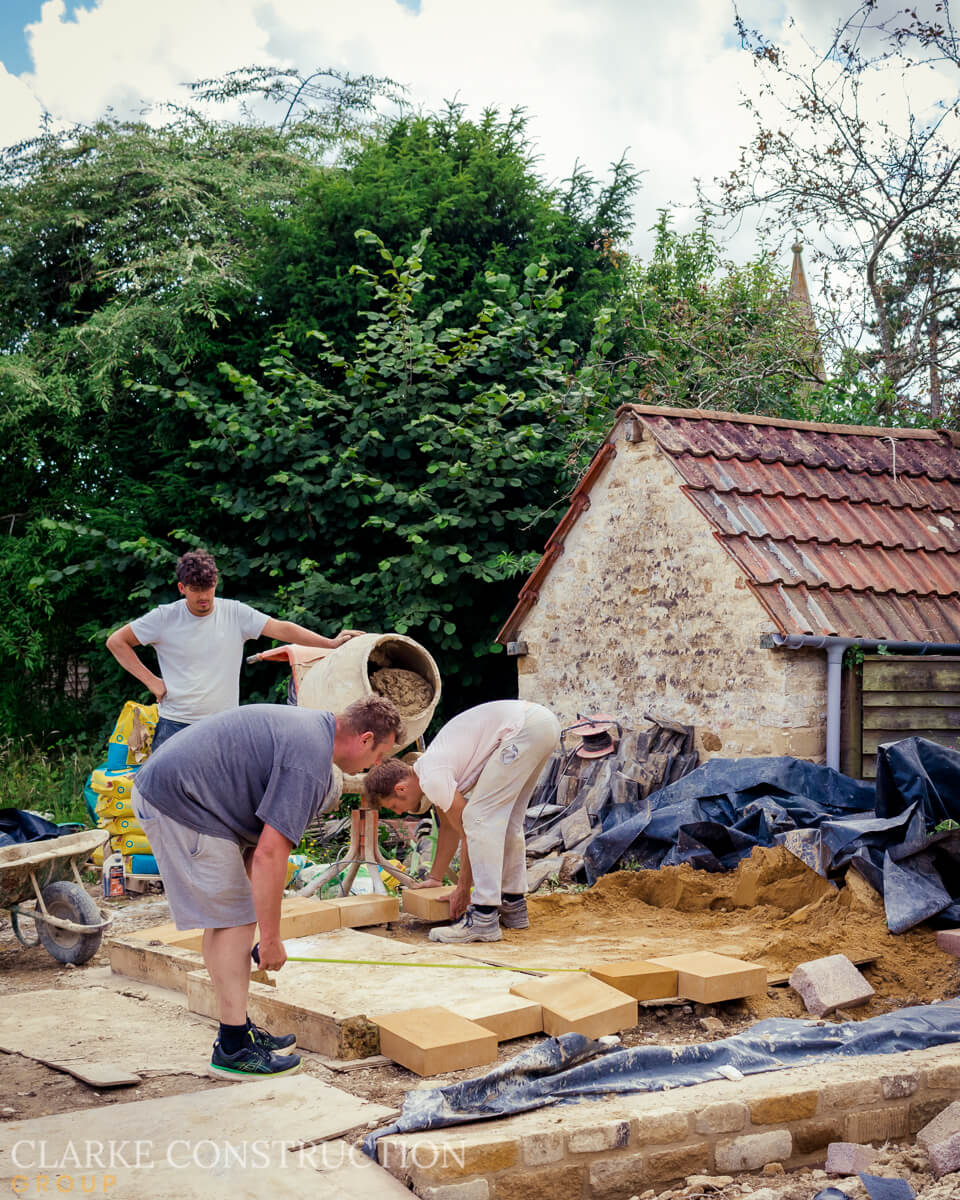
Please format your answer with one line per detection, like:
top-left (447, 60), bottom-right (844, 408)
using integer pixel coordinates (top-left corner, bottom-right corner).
top-left (176, 550), bottom-right (218, 588)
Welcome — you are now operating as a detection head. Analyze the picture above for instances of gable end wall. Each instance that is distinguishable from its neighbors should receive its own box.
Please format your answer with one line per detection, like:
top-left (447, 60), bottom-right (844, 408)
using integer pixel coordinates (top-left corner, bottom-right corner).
top-left (514, 424), bottom-right (826, 761)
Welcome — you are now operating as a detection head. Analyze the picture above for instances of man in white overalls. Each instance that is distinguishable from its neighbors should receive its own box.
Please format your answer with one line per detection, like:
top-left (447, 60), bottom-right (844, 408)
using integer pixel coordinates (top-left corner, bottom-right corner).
top-left (363, 700), bottom-right (560, 943)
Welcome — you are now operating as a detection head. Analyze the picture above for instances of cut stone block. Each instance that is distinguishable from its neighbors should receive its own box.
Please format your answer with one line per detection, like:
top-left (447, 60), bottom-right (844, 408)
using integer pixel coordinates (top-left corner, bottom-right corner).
top-left (935, 929), bottom-right (960, 956)
top-left (589, 960), bottom-right (678, 1001)
top-left (327, 893), bottom-right (400, 928)
top-left (508, 973), bottom-right (638, 1038)
top-left (788, 954), bottom-right (874, 1017)
top-left (647, 951), bottom-right (766, 1003)
top-left (402, 885), bottom-right (456, 922)
top-left (372, 1006), bottom-right (498, 1076)
top-left (108, 937), bottom-right (202, 991)
top-left (825, 1141), bottom-right (877, 1175)
top-left (928, 1130), bottom-right (960, 1179)
top-left (917, 1099), bottom-right (960, 1153)
top-left (125, 894), bottom-right (342, 951)
top-left (459, 994), bottom-right (543, 1041)
top-left (126, 921), bottom-right (204, 952)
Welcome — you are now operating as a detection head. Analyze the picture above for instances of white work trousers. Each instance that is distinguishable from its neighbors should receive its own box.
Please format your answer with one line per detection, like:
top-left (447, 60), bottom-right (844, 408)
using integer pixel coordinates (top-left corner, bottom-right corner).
top-left (462, 703), bottom-right (560, 907)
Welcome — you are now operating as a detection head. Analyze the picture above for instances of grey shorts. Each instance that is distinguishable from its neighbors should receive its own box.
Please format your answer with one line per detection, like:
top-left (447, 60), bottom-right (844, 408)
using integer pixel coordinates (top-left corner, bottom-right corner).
top-left (131, 785), bottom-right (258, 930)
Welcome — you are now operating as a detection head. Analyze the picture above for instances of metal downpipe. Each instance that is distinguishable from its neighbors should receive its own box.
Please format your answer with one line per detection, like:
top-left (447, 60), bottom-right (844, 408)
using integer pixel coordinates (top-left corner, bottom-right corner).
top-left (766, 633), bottom-right (960, 775)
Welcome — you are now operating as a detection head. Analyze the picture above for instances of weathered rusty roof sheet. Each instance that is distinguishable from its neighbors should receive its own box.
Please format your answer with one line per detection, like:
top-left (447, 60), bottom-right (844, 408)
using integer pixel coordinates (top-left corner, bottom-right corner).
top-left (496, 404), bottom-right (960, 645)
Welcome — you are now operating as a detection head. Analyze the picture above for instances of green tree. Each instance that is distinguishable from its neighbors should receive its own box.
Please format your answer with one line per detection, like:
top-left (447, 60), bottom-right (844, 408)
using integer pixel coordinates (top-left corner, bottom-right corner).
top-left (255, 103), bottom-right (638, 358)
top-left (123, 231), bottom-right (592, 712)
top-left (572, 212), bottom-right (825, 417)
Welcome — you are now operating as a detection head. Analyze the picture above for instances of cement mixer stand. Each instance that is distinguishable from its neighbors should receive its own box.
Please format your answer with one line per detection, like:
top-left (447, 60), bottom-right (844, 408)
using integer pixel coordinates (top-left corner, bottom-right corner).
top-left (298, 805), bottom-right (416, 896)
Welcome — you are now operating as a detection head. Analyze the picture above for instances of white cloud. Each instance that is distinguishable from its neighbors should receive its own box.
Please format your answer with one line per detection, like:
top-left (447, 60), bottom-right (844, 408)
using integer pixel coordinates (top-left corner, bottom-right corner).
top-left (1, 0), bottom-right (948, 272)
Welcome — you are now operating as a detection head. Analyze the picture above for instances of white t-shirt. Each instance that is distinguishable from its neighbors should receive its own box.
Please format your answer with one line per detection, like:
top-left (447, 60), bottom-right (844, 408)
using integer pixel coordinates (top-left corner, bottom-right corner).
top-left (129, 598), bottom-right (269, 724)
top-left (414, 700), bottom-right (529, 812)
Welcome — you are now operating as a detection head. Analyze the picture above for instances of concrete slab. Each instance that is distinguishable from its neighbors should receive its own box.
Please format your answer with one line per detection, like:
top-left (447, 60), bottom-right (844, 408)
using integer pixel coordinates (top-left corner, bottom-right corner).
top-left (0, 1080), bottom-right (398, 1198)
top-left (0, 987), bottom-right (216, 1077)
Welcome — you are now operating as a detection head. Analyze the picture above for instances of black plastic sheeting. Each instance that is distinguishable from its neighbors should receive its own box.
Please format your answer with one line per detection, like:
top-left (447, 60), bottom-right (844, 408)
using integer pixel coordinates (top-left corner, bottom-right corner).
top-left (582, 738), bottom-right (960, 934)
top-left (363, 1000), bottom-right (960, 1158)
top-left (0, 808), bottom-right (63, 849)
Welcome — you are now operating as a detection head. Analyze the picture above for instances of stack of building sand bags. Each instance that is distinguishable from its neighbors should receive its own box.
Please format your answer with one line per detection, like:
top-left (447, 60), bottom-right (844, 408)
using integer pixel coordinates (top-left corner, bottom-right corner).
top-left (87, 701), bottom-right (158, 872)
top-left (523, 712), bottom-right (698, 890)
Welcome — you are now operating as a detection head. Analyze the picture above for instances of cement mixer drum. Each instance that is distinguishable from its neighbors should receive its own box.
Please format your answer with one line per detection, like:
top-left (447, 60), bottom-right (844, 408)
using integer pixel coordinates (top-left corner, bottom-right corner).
top-left (295, 632), bottom-right (441, 751)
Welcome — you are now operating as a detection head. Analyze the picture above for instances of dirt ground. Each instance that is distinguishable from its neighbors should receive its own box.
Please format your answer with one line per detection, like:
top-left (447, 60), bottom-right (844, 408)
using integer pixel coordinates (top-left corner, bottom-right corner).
top-left (2, 847), bottom-right (959, 1198)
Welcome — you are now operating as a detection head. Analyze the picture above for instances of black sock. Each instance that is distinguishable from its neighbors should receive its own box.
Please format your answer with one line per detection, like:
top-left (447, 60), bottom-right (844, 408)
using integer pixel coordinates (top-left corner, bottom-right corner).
top-left (503, 893), bottom-right (524, 903)
top-left (219, 1021), bottom-right (249, 1054)
top-left (474, 904), bottom-right (497, 915)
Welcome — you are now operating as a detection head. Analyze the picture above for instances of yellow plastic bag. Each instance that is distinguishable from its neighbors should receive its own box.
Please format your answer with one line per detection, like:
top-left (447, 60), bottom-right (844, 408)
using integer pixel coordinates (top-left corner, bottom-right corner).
top-left (104, 816), bottom-right (145, 836)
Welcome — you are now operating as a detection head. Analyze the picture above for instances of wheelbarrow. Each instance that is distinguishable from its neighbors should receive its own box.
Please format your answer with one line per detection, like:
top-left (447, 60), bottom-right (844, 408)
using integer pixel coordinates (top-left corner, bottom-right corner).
top-left (0, 828), bottom-right (113, 965)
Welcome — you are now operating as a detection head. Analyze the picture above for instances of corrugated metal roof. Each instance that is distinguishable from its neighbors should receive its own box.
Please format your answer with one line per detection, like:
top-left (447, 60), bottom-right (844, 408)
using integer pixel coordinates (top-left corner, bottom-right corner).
top-left (497, 405), bottom-right (960, 645)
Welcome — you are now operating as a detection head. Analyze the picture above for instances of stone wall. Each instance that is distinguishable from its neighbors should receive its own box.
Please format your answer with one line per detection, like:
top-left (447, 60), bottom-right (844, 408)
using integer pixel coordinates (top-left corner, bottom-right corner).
top-left (514, 420), bottom-right (826, 762)
top-left (376, 1041), bottom-right (960, 1199)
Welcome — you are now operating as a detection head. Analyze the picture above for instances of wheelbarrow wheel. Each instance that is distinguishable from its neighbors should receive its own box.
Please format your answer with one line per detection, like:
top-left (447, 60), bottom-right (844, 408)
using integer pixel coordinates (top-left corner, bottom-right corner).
top-left (37, 881), bottom-right (103, 965)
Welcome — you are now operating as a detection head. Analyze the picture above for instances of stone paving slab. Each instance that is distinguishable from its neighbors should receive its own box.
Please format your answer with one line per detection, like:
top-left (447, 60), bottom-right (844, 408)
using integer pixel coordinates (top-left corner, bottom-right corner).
top-left (0, 987), bottom-right (215, 1077)
top-left (0, 1077), bottom-right (398, 1196)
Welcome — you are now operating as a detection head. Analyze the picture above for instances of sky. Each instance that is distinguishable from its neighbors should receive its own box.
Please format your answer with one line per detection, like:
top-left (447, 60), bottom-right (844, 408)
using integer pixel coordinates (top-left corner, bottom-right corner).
top-left (0, 0), bottom-right (935, 267)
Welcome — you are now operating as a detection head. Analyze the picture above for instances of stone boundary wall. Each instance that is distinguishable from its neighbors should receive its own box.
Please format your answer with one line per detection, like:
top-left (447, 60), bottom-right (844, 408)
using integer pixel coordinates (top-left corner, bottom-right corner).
top-left (376, 1043), bottom-right (960, 1199)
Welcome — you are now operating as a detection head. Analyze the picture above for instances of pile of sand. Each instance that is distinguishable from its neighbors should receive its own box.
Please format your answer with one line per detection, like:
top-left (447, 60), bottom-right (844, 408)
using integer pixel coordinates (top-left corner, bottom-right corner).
top-left (369, 667), bottom-right (433, 715)
top-left (527, 846), bottom-right (960, 1020)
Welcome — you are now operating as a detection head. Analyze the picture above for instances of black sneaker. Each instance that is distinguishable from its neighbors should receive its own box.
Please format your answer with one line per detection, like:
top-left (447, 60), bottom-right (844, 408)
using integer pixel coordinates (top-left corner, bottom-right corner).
top-left (208, 1036), bottom-right (301, 1081)
top-left (248, 1022), bottom-right (297, 1052)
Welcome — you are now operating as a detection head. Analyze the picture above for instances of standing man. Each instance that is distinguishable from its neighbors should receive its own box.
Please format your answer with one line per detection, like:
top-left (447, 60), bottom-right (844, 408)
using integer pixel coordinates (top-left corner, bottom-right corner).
top-left (131, 695), bottom-right (403, 1080)
top-left (363, 700), bottom-right (560, 944)
top-left (106, 549), bottom-right (363, 749)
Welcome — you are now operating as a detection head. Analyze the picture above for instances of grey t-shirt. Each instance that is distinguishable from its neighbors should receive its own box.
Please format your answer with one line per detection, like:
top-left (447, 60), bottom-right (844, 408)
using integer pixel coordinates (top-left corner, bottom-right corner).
top-left (134, 704), bottom-right (335, 848)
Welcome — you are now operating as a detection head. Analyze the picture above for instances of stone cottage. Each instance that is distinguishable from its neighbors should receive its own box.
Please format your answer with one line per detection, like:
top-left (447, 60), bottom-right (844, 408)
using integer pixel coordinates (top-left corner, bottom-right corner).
top-left (496, 405), bottom-right (960, 770)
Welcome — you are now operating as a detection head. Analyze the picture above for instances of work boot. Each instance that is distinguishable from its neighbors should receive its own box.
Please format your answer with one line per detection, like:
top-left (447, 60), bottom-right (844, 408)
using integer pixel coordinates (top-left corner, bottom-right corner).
top-left (208, 1035), bottom-right (301, 1081)
top-left (428, 906), bottom-right (502, 943)
top-left (499, 897), bottom-right (529, 929)
top-left (248, 1021), bottom-right (296, 1052)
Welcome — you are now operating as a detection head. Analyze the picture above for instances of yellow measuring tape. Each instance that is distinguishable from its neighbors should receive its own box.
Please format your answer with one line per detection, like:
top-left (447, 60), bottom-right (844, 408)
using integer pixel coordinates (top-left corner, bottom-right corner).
top-left (279, 954), bottom-right (584, 972)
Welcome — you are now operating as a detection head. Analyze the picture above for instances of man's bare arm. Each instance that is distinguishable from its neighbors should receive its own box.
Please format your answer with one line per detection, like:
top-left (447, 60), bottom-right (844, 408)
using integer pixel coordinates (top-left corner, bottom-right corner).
top-left (249, 824), bottom-right (294, 972)
top-left (260, 618), bottom-right (364, 649)
top-left (105, 625), bottom-right (166, 702)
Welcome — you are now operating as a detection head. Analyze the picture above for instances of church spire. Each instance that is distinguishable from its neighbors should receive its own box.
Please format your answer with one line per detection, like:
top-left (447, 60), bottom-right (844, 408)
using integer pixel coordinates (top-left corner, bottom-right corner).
top-left (788, 241), bottom-right (824, 381)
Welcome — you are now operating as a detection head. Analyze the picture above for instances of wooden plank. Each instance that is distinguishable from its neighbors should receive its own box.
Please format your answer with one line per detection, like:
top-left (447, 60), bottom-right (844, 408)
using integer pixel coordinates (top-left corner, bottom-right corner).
top-left (862, 707), bottom-right (960, 730)
top-left (840, 660), bottom-right (862, 780)
top-left (865, 691), bottom-right (960, 707)
top-left (862, 730), bottom-right (960, 753)
top-left (862, 657), bottom-right (960, 693)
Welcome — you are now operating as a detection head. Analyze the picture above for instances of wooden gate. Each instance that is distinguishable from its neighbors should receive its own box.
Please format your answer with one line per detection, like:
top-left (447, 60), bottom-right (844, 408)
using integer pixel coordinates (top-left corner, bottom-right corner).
top-left (842, 654), bottom-right (960, 779)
